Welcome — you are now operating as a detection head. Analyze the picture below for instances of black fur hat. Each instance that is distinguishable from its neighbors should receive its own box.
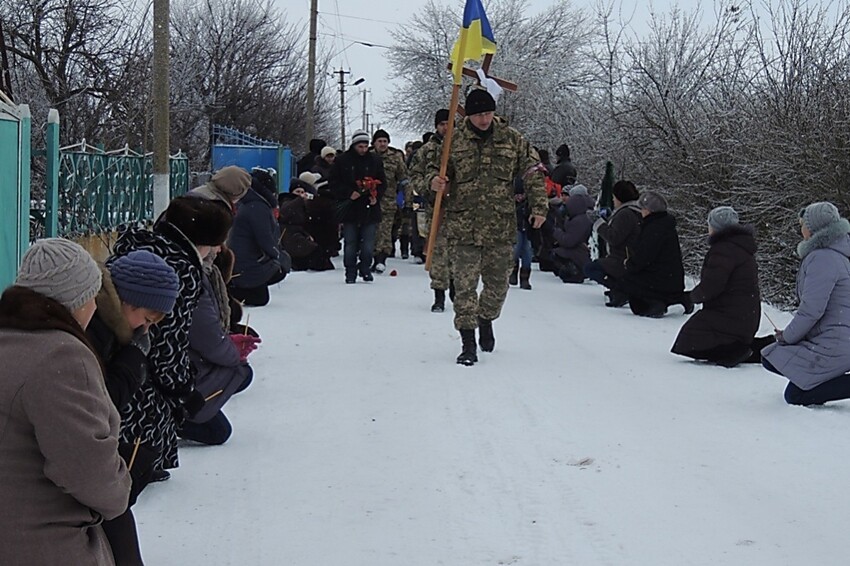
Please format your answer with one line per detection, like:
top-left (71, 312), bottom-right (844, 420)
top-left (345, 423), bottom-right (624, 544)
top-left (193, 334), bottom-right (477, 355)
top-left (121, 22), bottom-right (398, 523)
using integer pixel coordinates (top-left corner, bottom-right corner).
top-left (164, 196), bottom-right (233, 246)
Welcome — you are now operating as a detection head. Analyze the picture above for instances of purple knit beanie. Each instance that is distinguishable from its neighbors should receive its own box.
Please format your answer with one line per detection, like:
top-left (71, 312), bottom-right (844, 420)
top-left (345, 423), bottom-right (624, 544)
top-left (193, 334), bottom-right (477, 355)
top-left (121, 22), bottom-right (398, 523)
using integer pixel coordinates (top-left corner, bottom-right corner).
top-left (109, 250), bottom-right (180, 314)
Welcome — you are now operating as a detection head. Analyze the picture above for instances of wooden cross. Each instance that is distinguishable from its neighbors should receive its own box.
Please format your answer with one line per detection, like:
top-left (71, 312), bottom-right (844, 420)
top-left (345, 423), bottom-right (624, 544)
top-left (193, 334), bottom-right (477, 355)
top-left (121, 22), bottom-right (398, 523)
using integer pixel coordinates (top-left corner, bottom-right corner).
top-left (446, 54), bottom-right (518, 116)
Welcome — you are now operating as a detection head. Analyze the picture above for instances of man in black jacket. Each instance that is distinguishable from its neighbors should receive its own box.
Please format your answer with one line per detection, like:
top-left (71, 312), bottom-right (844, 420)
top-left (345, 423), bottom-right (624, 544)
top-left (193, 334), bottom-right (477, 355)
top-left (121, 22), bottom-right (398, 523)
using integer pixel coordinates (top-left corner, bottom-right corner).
top-left (330, 129), bottom-right (387, 283)
top-left (551, 144), bottom-right (578, 188)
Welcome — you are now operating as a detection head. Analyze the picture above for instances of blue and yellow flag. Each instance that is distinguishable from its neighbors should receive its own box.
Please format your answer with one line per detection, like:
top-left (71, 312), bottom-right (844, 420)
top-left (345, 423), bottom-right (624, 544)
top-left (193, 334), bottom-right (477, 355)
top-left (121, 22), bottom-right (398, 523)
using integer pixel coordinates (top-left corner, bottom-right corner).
top-left (451, 0), bottom-right (497, 84)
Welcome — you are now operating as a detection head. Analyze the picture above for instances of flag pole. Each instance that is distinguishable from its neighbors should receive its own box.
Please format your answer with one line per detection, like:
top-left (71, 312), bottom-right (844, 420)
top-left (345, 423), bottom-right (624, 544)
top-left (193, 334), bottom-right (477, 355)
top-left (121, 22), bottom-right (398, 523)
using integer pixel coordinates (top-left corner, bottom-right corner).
top-left (426, 30), bottom-right (469, 272)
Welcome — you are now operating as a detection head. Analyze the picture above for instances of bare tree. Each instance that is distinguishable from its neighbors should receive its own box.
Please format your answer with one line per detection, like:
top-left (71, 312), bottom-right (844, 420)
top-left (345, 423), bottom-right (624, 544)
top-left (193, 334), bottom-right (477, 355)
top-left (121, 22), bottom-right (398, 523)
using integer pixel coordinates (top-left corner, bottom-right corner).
top-left (169, 0), bottom-right (335, 169)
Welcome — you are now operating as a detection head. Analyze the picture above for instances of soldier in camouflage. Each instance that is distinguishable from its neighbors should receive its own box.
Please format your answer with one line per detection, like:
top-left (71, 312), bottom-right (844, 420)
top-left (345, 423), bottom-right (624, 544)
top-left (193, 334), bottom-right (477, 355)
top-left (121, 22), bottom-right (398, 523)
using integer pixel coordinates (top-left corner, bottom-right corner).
top-left (428, 89), bottom-right (548, 365)
top-left (370, 130), bottom-right (408, 272)
top-left (409, 109), bottom-right (453, 312)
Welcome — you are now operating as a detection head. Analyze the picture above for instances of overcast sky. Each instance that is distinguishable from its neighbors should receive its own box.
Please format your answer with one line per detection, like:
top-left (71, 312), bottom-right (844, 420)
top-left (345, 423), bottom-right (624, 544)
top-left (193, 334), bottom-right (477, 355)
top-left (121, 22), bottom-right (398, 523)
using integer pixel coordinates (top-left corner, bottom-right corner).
top-left (271, 0), bottom-right (701, 145)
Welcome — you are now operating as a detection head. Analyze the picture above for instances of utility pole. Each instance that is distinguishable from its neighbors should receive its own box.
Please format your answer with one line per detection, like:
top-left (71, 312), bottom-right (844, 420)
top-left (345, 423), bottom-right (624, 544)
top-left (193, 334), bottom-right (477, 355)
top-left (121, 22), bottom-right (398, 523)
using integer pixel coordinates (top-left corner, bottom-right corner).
top-left (337, 67), bottom-right (350, 147)
top-left (152, 0), bottom-right (170, 217)
top-left (306, 0), bottom-right (318, 146)
top-left (361, 89), bottom-right (367, 130)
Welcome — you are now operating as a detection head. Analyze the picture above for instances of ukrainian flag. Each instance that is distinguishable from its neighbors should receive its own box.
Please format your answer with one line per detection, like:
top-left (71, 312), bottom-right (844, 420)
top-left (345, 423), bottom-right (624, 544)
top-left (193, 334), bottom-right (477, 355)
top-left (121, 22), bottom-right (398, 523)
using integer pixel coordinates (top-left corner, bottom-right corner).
top-left (451, 0), bottom-right (497, 84)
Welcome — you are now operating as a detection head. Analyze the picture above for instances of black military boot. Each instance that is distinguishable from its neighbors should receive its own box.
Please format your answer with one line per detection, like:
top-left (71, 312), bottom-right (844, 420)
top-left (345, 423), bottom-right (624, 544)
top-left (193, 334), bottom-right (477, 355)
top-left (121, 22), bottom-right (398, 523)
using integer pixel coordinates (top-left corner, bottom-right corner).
top-left (456, 329), bottom-right (478, 366)
top-left (400, 235), bottom-right (410, 259)
top-left (519, 267), bottom-right (532, 290)
top-left (431, 289), bottom-right (446, 313)
top-left (478, 317), bottom-right (495, 352)
top-left (509, 262), bottom-right (519, 286)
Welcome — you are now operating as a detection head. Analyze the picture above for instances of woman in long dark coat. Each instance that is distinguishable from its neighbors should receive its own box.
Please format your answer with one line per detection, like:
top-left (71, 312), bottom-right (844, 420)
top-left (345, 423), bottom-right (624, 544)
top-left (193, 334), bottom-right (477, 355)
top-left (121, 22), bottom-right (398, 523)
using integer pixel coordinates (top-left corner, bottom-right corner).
top-left (671, 207), bottom-right (761, 367)
top-left (108, 197), bottom-right (232, 476)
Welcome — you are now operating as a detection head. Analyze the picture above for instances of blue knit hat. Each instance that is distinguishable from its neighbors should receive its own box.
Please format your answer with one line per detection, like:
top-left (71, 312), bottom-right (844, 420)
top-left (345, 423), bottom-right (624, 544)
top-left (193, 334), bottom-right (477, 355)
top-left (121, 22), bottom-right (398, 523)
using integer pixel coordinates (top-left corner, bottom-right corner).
top-left (109, 250), bottom-right (180, 314)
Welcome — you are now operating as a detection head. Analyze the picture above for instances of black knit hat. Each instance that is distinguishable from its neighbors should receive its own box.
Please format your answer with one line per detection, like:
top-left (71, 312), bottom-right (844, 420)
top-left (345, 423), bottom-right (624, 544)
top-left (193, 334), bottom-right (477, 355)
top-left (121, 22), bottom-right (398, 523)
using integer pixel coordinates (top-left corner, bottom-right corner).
top-left (465, 89), bottom-right (496, 115)
top-left (555, 144), bottom-right (570, 159)
top-left (612, 180), bottom-right (639, 203)
top-left (164, 196), bottom-right (233, 246)
top-left (434, 108), bottom-right (450, 127)
top-left (372, 129), bottom-right (390, 143)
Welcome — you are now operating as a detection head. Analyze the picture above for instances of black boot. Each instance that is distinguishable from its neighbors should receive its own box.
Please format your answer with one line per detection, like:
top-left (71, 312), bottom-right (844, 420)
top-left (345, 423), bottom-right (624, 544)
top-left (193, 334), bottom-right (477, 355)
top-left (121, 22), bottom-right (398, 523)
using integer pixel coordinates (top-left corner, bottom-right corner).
top-left (606, 290), bottom-right (629, 307)
top-left (431, 289), bottom-right (446, 313)
top-left (509, 262), bottom-right (519, 286)
top-left (457, 329), bottom-right (478, 366)
top-left (681, 293), bottom-right (695, 314)
top-left (478, 317), bottom-right (495, 352)
top-left (519, 267), bottom-right (532, 290)
top-left (400, 236), bottom-right (410, 259)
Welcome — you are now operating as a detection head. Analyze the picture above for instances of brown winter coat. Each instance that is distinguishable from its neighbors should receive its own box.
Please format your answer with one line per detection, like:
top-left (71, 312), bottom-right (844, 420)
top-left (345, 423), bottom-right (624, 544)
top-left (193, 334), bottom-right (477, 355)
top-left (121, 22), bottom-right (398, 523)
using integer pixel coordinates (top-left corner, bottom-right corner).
top-left (596, 200), bottom-right (641, 279)
top-left (0, 287), bottom-right (131, 566)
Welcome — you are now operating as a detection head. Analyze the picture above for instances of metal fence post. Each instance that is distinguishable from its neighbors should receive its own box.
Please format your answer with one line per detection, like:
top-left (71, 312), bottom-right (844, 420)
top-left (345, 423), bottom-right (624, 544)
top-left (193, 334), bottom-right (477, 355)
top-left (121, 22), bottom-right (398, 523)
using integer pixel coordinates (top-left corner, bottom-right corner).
top-left (18, 105), bottom-right (31, 258)
top-left (45, 109), bottom-right (59, 237)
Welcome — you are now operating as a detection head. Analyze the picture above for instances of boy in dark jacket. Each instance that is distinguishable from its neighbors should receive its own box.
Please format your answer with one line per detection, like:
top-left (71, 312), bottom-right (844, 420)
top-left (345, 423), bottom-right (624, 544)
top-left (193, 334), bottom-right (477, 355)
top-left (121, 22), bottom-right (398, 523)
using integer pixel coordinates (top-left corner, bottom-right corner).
top-left (330, 129), bottom-right (387, 283)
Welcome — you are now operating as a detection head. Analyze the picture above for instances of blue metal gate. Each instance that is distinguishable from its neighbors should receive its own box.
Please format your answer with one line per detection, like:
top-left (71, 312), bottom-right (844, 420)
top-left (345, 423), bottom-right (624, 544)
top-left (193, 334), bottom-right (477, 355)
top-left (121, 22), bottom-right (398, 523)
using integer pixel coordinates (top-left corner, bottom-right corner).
top-left (211, 125), bottom-right (295, 193)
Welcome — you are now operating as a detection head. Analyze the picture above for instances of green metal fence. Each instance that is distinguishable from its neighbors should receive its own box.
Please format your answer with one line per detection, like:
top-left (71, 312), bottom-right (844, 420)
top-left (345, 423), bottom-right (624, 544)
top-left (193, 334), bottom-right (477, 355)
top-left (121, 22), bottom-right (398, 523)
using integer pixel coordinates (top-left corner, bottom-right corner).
top-left (49, 142), bottom-right (190, 237)
top-left (0, 101), bottom-right (30, 289)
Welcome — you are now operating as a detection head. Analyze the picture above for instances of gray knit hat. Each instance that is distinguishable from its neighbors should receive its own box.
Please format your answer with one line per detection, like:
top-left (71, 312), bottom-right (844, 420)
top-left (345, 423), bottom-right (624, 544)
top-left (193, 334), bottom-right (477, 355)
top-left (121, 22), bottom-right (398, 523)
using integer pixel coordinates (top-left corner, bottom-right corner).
top-left (350, 129), bottom-right (370, 147)
top-left (15, 238), bottom-right (101, 312)
top-left (638, 191), bottom-right (668, 213)
top-left (802, 202), bottom-right (841, 233)
top-left (708, 206), bottom-right (739, 231)
top-left (568, 184), bottom-right (589, 197)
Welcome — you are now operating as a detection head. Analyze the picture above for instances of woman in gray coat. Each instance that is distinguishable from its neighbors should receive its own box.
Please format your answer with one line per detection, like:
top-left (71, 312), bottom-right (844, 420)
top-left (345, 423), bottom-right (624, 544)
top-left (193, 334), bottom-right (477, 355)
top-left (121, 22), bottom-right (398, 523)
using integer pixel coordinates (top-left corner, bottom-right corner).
top-left (762, 202), bottom-right (850, 405)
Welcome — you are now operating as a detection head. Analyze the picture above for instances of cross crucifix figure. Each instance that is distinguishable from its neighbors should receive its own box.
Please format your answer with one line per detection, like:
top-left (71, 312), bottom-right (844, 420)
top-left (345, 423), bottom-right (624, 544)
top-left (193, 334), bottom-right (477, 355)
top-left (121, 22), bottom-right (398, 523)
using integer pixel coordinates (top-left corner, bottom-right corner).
top-left (447, 53), bottom-right (518, 116)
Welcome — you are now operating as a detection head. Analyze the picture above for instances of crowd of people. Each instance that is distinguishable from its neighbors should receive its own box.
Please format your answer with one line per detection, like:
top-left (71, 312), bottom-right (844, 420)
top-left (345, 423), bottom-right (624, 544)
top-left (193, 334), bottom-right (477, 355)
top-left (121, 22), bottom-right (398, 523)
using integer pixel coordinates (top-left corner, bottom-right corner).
top-left (3, 86), bottom-right (850, 564)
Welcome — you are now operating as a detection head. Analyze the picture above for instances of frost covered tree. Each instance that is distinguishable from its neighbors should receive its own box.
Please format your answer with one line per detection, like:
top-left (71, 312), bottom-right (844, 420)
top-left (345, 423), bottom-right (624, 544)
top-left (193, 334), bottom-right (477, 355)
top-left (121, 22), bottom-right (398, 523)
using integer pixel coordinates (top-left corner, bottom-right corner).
top-left (383, 0), bottom-right (592, 150)
top-left (169, 0), bottom-right (335, 168)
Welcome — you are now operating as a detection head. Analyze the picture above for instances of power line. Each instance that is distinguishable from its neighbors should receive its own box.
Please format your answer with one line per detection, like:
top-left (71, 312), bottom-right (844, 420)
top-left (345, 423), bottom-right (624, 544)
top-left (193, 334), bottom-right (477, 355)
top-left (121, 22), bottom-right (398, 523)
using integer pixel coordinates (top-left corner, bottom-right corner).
top-left (319, 11), bottom-right (404, 26)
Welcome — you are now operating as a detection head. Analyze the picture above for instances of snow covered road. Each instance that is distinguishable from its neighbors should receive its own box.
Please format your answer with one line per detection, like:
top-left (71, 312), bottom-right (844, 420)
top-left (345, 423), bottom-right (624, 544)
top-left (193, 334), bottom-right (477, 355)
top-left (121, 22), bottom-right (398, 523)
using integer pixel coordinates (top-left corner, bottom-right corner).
top-left (135, 259), bottom-right (850, 565)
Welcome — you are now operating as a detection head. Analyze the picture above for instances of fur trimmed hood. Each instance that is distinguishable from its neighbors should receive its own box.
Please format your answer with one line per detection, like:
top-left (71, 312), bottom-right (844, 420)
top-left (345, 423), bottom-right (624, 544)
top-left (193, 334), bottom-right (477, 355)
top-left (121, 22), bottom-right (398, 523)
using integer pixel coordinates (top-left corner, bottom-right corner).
top-left (94, 267), bottom-right (133, 346)
top-left (797, 218), bottom-right (850, 259)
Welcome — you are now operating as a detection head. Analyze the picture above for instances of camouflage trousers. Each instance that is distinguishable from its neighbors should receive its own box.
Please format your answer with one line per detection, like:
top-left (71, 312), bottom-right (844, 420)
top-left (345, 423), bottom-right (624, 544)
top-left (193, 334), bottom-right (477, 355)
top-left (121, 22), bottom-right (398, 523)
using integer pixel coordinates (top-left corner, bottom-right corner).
top-left (376, 200), bottom-right (402, 257)
top-left (448, 242), bottom-right (514, 330)
top-left (428, 223), bottom-right (450, 291)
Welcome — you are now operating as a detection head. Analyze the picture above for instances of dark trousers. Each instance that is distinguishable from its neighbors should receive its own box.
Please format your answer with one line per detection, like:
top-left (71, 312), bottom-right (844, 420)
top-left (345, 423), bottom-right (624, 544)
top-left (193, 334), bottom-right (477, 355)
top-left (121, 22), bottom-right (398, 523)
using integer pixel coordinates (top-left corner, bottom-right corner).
top-left (229, 268), bottom-right (287, 307)
top-left (342, 222), bottom-right (378, 278)
top-left (583, 260), bottom-right (609, 286)
top-left (762, 358), bottom-right (850, 406)
top-left (102, 509), bottom-right (144, 566)
top-left (683, 342), bottom-right (751, 363)
top-left (179, 411), bottom-right (232, 445)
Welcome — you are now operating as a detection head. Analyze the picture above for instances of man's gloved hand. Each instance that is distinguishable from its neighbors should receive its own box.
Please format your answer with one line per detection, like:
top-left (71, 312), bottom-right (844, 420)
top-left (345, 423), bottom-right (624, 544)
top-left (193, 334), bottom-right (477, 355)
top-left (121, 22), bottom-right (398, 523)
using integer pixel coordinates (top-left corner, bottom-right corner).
top-left (129, 327), bottom-right (152, 356)
top-left (229, 334), bottom-right (262, 362)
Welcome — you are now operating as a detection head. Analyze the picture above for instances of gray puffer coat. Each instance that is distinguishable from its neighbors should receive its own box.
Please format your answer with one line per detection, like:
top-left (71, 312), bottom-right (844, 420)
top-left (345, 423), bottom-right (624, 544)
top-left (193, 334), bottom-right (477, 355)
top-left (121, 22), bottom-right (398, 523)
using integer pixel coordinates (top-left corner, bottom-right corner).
top-left (762, 219), bottom-right (850, 390)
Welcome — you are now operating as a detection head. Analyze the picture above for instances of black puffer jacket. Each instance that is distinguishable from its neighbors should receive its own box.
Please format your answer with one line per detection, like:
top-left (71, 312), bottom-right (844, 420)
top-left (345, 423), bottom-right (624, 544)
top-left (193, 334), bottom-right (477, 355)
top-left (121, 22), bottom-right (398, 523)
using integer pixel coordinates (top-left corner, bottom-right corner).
top-left (621, 211), bottom-right (685, 301)
top-left (672, 225), bottom-right (760, 354)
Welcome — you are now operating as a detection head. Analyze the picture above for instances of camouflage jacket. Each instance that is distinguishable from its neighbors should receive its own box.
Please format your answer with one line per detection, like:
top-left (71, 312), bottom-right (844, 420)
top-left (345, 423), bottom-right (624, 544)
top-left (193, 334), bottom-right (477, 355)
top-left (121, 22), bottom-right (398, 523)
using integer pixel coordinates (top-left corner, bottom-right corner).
top-left (426, 117), bottom-right (547, 245)
top-left (371, 147), bottom-right (408, 209)
top-left (408, 134), bottom-right (442, 210)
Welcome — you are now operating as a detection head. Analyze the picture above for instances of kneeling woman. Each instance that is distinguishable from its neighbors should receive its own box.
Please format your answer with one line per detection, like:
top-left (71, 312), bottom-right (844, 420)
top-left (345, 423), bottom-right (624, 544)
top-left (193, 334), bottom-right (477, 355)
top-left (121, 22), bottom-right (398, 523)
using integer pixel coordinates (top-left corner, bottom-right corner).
top-left (762, 202), bottom-right (850, 405)
top-left (671, 207), bottom-right (760, 367)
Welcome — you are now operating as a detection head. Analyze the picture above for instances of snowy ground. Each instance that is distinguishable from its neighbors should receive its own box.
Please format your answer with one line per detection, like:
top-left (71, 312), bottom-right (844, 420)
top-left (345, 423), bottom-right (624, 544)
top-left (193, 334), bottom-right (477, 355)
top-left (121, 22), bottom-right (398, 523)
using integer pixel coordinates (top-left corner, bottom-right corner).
top-left (134, 257), bottom-right (850, 566)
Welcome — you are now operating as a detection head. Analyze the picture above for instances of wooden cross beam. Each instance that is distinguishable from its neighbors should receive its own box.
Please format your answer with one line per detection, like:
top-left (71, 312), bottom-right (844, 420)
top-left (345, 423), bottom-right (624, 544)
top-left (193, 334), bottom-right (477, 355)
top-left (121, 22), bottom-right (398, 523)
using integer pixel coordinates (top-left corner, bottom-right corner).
top-left (446, 54), bottom-right (518, 116)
